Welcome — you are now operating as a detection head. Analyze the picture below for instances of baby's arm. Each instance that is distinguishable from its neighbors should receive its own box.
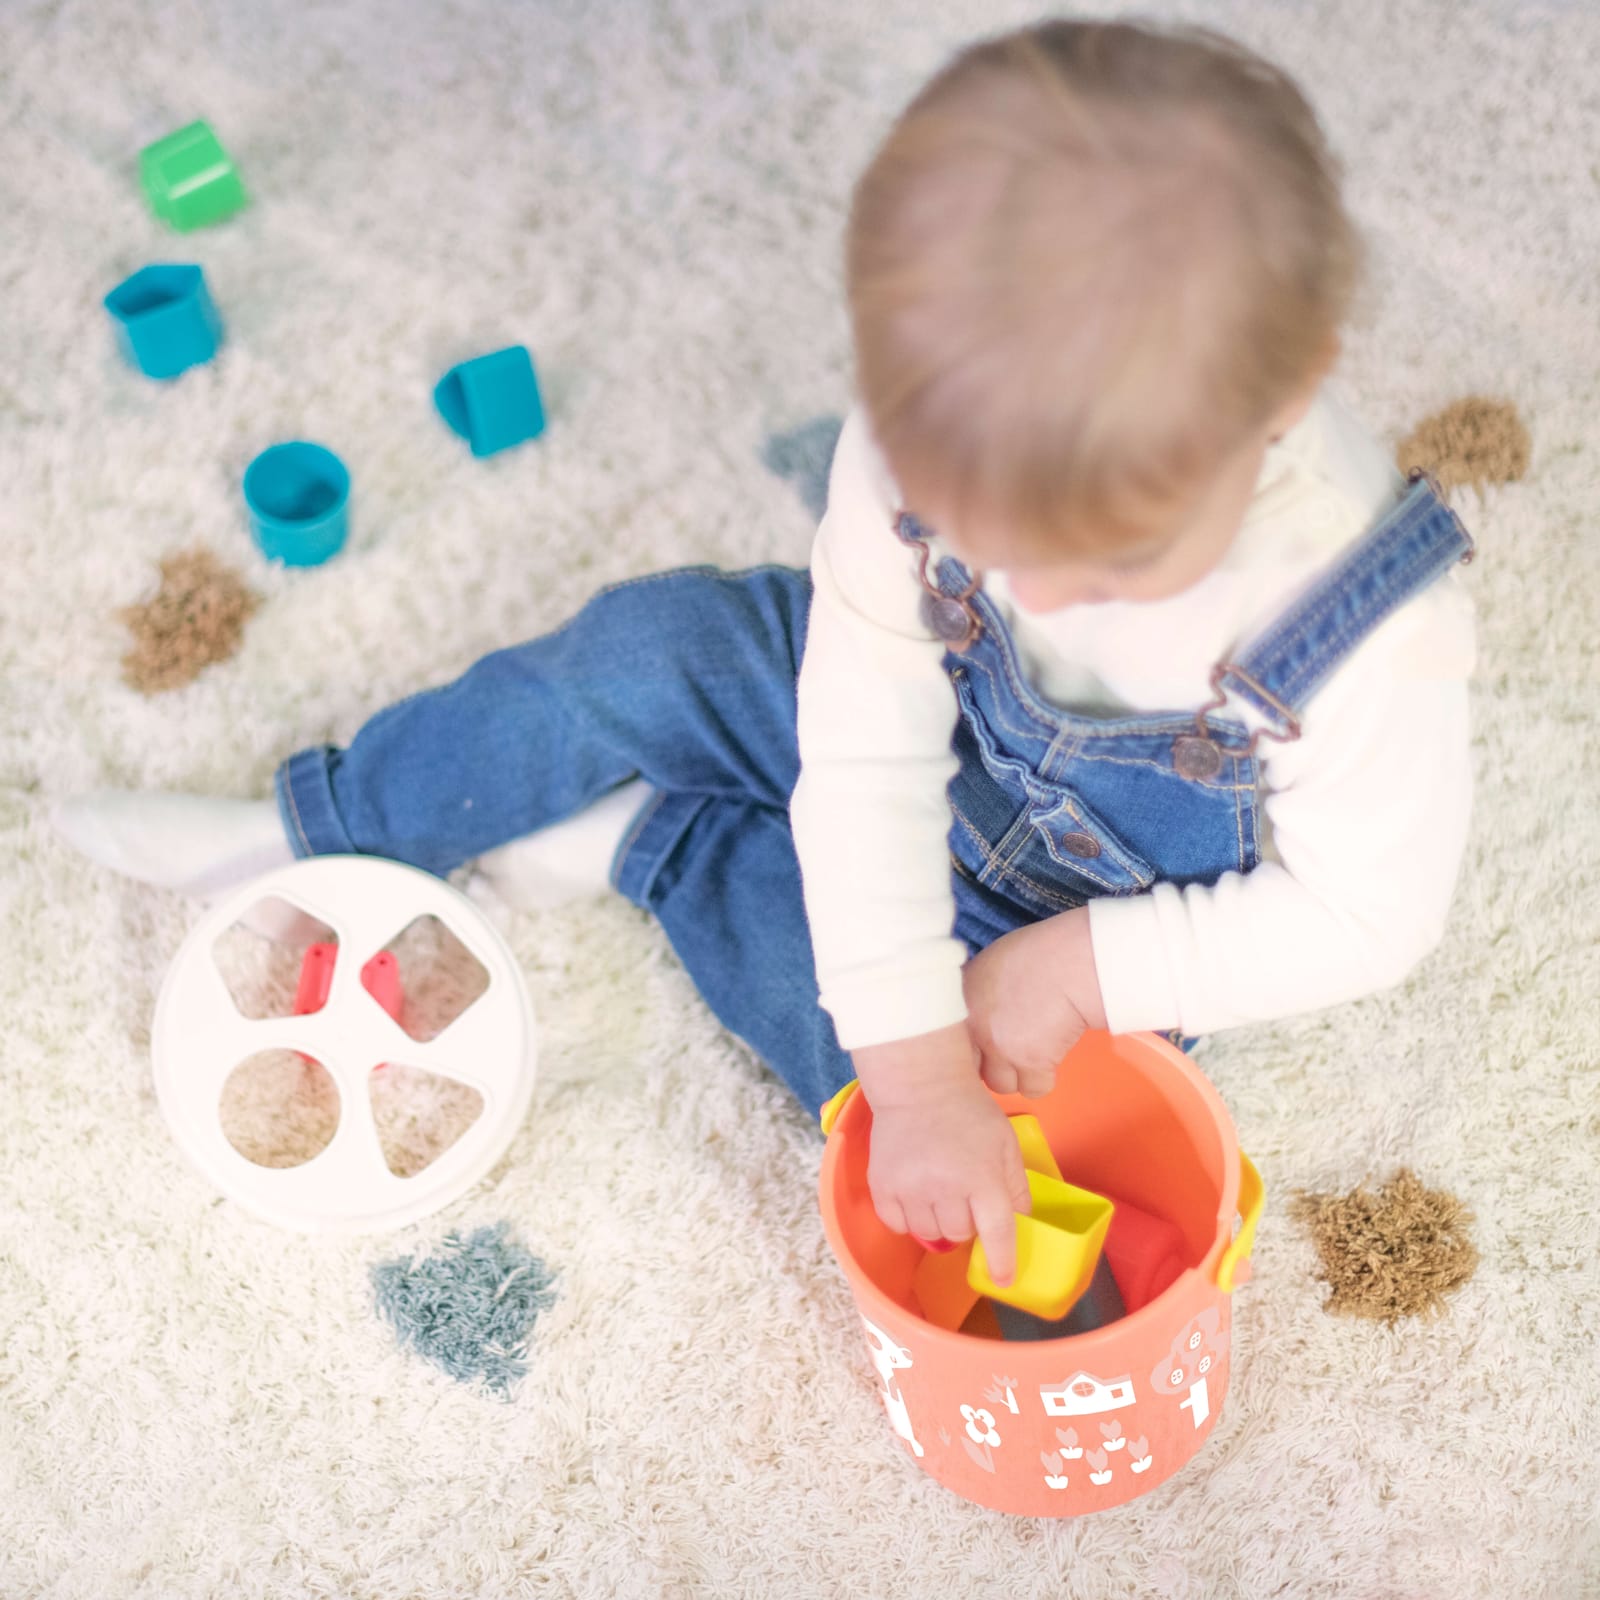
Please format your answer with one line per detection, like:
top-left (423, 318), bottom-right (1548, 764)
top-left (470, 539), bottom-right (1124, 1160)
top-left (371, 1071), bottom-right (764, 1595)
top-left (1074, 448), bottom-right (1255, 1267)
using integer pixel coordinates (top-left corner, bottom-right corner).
top-left (789, 408), bottom-right (968, 1049)
top-left (1088, 579), bottom-right (1475, 1036)
top-left (791, 409), bottom-right (1030, 1277)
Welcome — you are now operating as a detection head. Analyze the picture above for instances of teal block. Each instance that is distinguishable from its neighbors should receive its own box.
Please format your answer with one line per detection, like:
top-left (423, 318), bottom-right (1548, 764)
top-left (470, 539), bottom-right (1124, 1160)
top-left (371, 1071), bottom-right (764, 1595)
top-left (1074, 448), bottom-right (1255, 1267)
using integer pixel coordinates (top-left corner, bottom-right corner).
top-left (434, 345), bottom-right (546, 458)
top-left (104, 263), bottom-right (222, 380)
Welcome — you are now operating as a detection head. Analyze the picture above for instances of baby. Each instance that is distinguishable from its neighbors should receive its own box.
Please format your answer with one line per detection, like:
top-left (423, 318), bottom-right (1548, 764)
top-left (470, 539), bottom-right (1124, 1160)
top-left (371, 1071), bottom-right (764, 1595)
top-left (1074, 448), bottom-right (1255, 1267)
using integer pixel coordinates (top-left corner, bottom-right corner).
top-left (55, 18), bottom-right (1474, 1286)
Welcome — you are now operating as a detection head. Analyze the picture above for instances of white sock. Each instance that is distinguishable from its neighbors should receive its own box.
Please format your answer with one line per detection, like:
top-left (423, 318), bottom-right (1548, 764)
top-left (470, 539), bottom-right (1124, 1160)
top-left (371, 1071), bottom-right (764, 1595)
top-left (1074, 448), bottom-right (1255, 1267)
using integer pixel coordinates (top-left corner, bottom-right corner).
top-left (471, 778), bottom-right (654, 913)
top-left (53, 780), bottom-right (657, 920)
top-left (50, 790), bottom-right (295, 900)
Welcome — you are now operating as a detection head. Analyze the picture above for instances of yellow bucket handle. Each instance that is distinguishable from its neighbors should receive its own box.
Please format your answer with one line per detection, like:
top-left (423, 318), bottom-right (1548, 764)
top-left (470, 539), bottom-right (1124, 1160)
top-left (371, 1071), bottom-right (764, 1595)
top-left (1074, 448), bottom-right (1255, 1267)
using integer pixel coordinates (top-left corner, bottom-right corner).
top-left (1216, 1151), bottom-right (1264, 1293)
top-left (822, 1079), bottom-right (1264, 1295)
top-left (818, 1077), bottom-right (860, 1136)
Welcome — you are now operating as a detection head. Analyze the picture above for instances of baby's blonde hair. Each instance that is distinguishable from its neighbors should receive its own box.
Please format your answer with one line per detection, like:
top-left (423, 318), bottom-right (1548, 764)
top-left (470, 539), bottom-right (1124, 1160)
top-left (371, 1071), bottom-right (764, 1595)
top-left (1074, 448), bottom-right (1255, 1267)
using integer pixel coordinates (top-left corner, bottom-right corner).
top-left (846, 17), bottom-right (1365, 557)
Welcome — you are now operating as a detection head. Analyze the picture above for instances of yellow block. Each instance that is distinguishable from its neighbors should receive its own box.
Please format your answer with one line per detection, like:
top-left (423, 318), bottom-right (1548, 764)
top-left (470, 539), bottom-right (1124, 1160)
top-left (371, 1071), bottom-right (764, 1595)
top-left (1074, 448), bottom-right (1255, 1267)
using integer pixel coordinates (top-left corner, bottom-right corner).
top-left (968, 1170), bottom-right (1116, 1320)
top-left (1008, 1114), bottom-right (1062, 1182)
top-left (842, 1092), bottom-right (1117, 1329)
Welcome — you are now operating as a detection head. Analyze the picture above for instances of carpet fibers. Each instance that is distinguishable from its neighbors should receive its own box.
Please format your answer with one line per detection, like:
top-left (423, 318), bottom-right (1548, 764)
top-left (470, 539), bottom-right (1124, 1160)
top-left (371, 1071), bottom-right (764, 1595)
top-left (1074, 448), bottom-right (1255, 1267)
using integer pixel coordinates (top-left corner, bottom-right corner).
top-left (1, 0), bottom-right (1597, 1595)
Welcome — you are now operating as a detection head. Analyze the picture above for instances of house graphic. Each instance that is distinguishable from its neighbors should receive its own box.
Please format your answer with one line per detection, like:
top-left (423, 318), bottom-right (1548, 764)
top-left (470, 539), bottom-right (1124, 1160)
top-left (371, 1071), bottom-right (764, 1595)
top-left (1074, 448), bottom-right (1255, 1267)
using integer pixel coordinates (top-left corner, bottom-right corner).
top-left (1040, 1371), bottom-right (1137, 1417)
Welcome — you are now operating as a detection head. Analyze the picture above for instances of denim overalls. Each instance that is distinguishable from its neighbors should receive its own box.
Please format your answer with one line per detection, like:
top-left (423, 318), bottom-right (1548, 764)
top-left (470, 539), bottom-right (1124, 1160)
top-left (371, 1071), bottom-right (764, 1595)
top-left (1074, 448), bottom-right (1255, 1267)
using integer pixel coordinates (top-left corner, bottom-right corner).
top-left (276, 470), bottom-right (1471, 1118)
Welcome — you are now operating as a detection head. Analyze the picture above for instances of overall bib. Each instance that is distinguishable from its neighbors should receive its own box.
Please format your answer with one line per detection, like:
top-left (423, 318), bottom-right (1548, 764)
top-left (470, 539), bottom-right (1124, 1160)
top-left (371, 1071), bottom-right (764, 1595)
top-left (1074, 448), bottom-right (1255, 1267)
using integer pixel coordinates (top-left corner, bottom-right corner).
top-left (276, 470), bottom-right (1471, 1116)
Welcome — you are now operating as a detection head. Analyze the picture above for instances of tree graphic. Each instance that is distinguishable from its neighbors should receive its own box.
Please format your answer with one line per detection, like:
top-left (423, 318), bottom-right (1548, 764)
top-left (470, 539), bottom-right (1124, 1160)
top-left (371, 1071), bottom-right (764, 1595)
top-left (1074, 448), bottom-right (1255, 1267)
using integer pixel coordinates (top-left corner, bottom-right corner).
top-left (1149, 1306), bottom-right (1229, 1428)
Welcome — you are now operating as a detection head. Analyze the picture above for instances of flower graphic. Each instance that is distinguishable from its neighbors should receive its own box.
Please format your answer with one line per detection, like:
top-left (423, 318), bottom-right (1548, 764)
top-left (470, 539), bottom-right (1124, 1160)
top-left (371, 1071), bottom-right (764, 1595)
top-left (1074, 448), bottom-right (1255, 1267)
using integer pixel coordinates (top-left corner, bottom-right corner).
top-left (1041, 1450), bottom-right (1069, 1490)
top-left (983, 1376), bottom-right (1020, 1414)
top-left (961, 1405), bottom-right (1000, 1447)
top-left (1055, 1426), bottom-right (1083, 1459)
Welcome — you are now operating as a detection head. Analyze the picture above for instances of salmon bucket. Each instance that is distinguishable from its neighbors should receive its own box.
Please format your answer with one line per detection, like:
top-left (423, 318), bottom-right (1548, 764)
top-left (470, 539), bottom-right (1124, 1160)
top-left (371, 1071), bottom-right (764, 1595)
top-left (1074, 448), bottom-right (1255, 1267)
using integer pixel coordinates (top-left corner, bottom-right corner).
top-left (817, 1030), bottom-right (1262, 1517)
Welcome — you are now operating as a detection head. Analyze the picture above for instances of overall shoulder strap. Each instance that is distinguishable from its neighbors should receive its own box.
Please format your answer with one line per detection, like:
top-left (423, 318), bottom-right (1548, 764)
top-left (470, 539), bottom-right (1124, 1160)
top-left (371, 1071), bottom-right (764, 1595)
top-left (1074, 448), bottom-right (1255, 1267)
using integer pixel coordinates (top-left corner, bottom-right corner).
top-left (1198, 469), bottom-right (1475, 751)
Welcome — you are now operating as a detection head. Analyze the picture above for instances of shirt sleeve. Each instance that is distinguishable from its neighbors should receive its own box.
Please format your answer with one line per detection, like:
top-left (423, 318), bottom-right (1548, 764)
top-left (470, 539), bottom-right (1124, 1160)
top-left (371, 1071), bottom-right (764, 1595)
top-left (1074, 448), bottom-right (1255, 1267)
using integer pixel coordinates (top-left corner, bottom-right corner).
top-left (1087, 574), bottom-right (1476, 1036)
top-left (789, 407), bottom-right (972, 1050)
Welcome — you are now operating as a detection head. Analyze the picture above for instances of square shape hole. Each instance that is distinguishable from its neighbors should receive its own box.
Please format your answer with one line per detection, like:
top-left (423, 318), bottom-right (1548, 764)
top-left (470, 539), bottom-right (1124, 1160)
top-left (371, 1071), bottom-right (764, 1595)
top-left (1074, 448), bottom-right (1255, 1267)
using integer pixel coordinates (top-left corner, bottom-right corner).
top-left (374, 915), bottom-right (489, 1043)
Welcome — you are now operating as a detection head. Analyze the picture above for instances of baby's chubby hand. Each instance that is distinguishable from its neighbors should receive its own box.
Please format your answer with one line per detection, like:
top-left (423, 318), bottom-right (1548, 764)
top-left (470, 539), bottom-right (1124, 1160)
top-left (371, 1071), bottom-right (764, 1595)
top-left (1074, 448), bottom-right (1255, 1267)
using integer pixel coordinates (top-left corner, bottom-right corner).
top-left (852, 1023), bottom-right (1032, 1284)
top-left (962, 907), bottom-right (1107, 1099)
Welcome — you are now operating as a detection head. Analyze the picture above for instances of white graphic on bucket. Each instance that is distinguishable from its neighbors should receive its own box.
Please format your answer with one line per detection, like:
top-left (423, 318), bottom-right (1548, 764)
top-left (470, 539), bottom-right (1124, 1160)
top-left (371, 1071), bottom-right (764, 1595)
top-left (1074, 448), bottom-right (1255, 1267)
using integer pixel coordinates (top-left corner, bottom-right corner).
top-left (1180, 1378), bottom-right (1211, 1427)
top-left (1129, 1435), bottom-right (1152, 1473)
top-left (1149, 1308), bottom-right (1228, 1432)
top-left (959, 1404), bottom-right (1002, 1474)
top-left (1055, 1426), bottom-right (1084, 1459)
top-left (1085, 1448), bottom-right (1113, 1486)
top-left (983, 1375), bottom-right (1020, 1415)
top-left (1100, 1419), bottom-right (1126, 1451)
top-left (1040, 1371), bottom-right (1137, 1417)
top-left (860, 1316), bottom-right (924, 1459)
top-left (1041, 1451), bottom-right (1070, 1489)
top-left (961, 1405), bottom-right (1001, 1447)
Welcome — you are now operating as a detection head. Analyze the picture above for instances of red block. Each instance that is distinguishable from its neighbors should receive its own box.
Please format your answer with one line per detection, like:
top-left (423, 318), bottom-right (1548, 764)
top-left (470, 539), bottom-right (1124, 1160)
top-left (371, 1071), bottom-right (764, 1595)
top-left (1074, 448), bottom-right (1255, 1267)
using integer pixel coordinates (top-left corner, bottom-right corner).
top-left (1102, 1196), bottom-right (1187, 1312)
top-left (293, 941), bottom-right (339, 1016)
top-left (292, 944), bottom-right (405, 1071)
top-left (359, 950), bottom-right (404, 1023)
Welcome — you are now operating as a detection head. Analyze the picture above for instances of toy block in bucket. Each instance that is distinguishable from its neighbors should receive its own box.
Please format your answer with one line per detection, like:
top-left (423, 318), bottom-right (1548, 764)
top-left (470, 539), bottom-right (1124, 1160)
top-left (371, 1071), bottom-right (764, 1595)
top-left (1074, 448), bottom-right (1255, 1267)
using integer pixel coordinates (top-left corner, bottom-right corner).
top-left (1103, 1195), bottom-right (1188, 1311)
top-left (968, 1169), bottom-right (1115, 1320)
top-left (910, 1114), bottom-right (1116, 1334)
top-left (994, 1254), bottom-right (1127, 1343)
top-left (818, 1032), bottom-right (1263, 1517)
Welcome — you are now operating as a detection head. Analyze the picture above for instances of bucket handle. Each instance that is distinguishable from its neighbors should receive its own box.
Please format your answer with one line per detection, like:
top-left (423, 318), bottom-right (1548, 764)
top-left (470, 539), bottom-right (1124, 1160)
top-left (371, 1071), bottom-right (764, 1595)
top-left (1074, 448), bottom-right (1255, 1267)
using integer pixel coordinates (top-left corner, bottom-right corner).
top-left (819, 1077), bottom-right (859, 1136)
top-left (1216, 1152), bottom-right (1263, 1293)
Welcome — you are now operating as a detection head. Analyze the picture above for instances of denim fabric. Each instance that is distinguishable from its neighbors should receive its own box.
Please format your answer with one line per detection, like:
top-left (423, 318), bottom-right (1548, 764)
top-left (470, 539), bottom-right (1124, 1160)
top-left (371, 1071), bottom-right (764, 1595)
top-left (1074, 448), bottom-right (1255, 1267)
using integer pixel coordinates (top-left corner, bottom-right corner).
top-left (277, 475), bottom-right (1470, 1117)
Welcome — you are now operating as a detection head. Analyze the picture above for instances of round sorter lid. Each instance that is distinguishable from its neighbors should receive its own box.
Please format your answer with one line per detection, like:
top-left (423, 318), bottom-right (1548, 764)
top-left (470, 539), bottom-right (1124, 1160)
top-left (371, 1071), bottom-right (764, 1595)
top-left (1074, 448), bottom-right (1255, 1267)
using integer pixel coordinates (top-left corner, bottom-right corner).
top-left (151, 854), bottom-right (536, 1233)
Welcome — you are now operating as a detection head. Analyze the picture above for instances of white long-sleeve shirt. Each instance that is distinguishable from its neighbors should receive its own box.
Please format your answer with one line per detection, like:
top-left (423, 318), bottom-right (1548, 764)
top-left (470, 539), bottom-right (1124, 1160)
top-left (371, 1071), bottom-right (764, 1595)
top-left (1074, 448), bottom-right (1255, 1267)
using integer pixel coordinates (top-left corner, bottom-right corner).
top-left (789, 388), bottom-right (1475, 1049)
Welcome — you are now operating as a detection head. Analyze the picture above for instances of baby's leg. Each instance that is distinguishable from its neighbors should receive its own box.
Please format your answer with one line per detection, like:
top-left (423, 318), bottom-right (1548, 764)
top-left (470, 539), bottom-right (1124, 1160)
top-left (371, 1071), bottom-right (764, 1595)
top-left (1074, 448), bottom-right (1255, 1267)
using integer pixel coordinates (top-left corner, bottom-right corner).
top-left (275, 565), bottom-right (807, 873)
top-left (471, 775), bottom-right (652, 912)
top-left (614, 790), bottom-right (854, 1118)
top-left (50, 780), bottom-right (650, 908)
top-left (51, 789), bottom-right (297, 901)
top-left (55, 566), bottom-right (809, 904)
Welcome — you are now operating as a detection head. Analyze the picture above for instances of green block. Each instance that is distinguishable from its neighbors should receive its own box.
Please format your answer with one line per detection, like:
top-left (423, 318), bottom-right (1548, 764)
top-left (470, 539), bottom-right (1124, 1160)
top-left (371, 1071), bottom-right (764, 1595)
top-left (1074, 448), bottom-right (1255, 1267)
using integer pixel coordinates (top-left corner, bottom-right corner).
top-left (139, 120), bottom-right (248, 232)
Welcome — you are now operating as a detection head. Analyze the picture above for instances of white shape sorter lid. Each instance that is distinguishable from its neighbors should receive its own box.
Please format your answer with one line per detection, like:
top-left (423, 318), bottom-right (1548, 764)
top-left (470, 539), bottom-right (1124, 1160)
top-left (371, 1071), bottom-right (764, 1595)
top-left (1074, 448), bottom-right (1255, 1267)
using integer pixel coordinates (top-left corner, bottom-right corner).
top-left (151, 855), bottom-right (537, 1234)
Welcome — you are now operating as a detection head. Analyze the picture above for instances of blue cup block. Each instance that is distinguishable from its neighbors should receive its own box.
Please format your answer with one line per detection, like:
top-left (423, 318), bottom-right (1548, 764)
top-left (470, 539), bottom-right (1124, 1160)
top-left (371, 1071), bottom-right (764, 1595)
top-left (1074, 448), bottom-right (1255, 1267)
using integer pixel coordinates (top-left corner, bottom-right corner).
top-left (242, 442), bottom-right (351, 567)
top-left (434, 345), bottom-right (546, 457)
top-left (104, 263), bottom-right (222, 380)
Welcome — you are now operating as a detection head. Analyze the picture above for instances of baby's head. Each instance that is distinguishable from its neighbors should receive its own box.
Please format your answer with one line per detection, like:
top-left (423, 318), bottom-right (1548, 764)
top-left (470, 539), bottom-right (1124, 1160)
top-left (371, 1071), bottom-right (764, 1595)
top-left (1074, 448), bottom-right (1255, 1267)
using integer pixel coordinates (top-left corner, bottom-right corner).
top-left (847, 18), bottom-right (1364, 608)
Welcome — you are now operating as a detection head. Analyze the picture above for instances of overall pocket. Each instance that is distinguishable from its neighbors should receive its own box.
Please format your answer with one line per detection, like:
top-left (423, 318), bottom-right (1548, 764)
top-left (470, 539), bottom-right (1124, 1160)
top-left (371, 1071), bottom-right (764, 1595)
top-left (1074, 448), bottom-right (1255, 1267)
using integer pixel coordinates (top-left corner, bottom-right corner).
top-left (947, 700), bottom-right (1158, 914)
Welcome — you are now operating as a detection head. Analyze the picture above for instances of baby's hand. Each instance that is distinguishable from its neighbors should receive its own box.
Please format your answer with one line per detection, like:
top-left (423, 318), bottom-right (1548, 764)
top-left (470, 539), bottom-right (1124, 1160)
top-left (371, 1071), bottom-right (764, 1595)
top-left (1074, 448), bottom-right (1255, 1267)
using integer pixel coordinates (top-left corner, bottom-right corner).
top-left (852, 1024), bottom-right (1032, 1283)
top-left (962, 908), bottom-right (1107, 1098)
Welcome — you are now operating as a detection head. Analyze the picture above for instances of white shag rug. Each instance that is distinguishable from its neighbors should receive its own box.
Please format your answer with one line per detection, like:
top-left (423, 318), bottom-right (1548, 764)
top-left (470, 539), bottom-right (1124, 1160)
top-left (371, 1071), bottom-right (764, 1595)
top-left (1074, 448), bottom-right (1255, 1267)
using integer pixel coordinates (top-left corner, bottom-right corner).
top-left (2, 0), bottom-right (1597, 1595)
